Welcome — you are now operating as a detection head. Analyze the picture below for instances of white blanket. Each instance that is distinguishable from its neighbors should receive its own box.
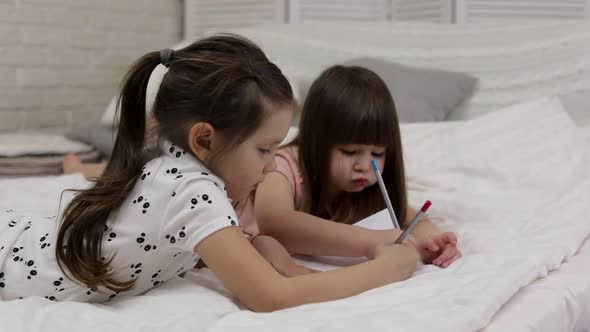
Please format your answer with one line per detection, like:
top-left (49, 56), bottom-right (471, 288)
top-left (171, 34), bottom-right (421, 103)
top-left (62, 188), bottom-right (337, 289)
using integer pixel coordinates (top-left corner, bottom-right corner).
top-left (0, 97), bottom-right (588, 332)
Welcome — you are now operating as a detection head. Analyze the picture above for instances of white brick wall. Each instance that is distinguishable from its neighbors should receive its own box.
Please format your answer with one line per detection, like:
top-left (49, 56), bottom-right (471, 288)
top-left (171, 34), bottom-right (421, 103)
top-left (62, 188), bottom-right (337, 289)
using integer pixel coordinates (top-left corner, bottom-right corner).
top-left (0, 0), bottom-right (181, 132)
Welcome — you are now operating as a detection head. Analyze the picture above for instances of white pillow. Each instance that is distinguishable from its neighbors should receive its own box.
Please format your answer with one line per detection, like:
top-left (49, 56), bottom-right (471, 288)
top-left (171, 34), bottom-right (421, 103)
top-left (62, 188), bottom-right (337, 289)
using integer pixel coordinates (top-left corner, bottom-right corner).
top-left (99, 40), bottom-right (301, 127)
top-left (280, 126), bottom-right (298, 146)
top-left (99, 96), bottom-right (119, 127)
top-left (558, 89), bottom-right (590, 127)
top-left (0, 133), bottom-right (93, 157)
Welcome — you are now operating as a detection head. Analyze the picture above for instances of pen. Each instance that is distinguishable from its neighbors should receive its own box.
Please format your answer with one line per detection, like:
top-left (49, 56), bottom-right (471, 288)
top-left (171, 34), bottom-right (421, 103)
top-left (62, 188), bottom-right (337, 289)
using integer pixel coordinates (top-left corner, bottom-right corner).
top-left (394, 200), bottom-right (432, 244)
top-left (371, 159), bottom-right (401, 229)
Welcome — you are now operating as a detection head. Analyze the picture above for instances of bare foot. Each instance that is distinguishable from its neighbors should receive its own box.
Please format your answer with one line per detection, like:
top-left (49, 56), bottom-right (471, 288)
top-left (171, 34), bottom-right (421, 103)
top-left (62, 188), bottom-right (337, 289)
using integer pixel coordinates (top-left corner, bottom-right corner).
top-left (62, 154), bottom-right (82, 174)
top-left (62, 154), bottom-right (106, 180)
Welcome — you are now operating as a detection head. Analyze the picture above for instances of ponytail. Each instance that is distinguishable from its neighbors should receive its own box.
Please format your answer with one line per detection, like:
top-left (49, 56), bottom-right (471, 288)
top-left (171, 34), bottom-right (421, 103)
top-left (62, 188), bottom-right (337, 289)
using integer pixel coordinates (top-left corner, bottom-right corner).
top-left (56, 52), bottom-right (161, 291)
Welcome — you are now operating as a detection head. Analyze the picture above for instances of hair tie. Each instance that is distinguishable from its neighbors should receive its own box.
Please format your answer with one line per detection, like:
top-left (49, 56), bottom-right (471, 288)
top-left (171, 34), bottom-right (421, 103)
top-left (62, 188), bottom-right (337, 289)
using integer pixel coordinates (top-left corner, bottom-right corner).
top-left (146, 50), bottom-right (173, 114)
top-left (160, 48), bottom-right (174, 67)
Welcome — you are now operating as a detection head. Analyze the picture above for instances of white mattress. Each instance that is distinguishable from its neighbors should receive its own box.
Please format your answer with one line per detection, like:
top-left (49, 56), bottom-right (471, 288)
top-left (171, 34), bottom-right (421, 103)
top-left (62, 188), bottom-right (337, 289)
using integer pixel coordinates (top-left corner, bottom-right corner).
top-left (0, 97), bottom-right (588, 332)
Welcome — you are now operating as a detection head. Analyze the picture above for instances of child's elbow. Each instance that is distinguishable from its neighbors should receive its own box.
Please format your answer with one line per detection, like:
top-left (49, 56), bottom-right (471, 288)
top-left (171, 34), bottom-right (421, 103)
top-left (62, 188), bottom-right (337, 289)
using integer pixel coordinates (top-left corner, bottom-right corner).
top-left (256, 218), bottom-right (274, 236)
top-left (254, 200), bottom-right (293, 236)
top-left (246, 298), bottom-right (283, 313)
top-left (239, 276), bottom-right (305, 312)
top-left (256, 212), bottom-right (282, 235)
top-left (242, 285), bottom-right (294, 313)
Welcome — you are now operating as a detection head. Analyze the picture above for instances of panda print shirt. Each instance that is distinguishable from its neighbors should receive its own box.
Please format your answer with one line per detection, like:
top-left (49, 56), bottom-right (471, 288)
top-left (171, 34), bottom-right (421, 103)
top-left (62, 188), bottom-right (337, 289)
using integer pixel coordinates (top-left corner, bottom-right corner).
top-left (0, 140), bottom-right (239, 302)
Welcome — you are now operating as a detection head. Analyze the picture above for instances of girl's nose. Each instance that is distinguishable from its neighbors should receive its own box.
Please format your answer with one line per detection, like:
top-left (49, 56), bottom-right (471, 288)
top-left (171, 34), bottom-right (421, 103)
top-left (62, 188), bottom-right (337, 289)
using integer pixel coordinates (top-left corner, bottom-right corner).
top-left (354, 157), bottom-right (371, 172)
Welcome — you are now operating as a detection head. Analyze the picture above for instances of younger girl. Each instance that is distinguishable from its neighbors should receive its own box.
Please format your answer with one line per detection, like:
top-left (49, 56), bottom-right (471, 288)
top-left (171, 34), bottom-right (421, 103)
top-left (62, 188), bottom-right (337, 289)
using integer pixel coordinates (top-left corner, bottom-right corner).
top-left (239, 65), bottom-right (461, 274)
top-left (0, 35), bottom-right (419, 311)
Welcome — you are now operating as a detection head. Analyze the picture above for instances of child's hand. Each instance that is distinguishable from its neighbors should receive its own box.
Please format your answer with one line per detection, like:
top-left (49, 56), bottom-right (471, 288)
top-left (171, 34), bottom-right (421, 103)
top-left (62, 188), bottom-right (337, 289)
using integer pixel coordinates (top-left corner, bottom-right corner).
top-left (367, 229), bottom-right (419, 259)
top-left (417, 232), bottom-right (461, 268)
top-left (374, 242), bottom-right (420, 265)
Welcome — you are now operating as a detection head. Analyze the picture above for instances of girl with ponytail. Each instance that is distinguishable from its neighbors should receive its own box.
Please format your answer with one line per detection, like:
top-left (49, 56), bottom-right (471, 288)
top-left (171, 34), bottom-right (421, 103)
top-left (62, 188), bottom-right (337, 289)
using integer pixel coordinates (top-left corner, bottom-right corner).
top-left (0, 34), bottom-right (418, 311)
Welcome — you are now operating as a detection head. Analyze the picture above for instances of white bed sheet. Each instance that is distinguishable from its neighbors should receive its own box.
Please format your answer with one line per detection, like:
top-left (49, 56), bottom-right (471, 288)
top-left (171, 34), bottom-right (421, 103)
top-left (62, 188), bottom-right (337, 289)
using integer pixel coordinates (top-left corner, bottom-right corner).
top-left (0, 97), bottom-right (588, 332)
top-left (484, 236), bottom-right (590, 332)
top-left (484, 123), bottom-right (590, 332)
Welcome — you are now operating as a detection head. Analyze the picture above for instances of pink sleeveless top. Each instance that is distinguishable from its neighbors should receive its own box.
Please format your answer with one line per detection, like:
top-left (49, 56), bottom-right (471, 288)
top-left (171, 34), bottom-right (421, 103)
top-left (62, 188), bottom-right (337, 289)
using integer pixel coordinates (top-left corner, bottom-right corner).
top-left (235, 146), bottom-right (303, 236)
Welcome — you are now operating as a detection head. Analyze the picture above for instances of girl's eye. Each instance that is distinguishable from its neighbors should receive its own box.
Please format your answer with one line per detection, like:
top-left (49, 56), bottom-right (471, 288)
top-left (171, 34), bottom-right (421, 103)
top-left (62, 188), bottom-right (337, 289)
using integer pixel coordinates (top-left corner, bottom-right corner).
top-left (340, 149), bottom-right (356, 156)
top-left (371, 152), bottom-right (385, 158)
top-left (258, 148), bottom-right (271, 155)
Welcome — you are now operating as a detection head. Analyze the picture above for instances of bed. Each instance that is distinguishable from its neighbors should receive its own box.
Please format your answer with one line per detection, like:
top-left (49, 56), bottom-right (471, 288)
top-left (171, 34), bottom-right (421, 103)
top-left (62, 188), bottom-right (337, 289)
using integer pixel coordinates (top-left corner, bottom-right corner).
top-left (1, 21), bottom-right (590, 331)
top-left (0, 93), bottom-right (589, 331)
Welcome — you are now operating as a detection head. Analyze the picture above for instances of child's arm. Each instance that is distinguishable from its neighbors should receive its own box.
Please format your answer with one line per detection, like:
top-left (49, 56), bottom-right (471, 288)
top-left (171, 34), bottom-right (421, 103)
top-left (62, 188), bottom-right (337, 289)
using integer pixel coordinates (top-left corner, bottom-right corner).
top-left (403, 206), bottom-right (461, 267)
top-left (195, 226), bottom-right (419, 312)
top-left (255, 172), bottom-right (407, 259)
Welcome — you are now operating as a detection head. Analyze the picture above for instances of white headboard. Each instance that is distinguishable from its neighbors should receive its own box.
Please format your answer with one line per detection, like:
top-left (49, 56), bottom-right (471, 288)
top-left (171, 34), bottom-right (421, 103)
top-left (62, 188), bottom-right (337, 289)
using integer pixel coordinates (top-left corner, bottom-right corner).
top-left (184, 0), bottom-right (590, 38)
top-left (391, 0), bottom-right (453, 23)
top-left (219, 20), bottom-right (590, 120)
top-left (183, 0), bottom-right (285, 40)
top-left (454, 0), bottom-right (590, 23)
top-left (287, 0), bottom-right (390, 23)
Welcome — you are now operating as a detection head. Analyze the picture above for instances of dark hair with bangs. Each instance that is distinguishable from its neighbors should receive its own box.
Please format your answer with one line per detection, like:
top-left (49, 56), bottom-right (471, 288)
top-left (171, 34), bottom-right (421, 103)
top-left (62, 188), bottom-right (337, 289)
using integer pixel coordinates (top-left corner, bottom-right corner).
top-left (292, 65), bottom-right (407, 224)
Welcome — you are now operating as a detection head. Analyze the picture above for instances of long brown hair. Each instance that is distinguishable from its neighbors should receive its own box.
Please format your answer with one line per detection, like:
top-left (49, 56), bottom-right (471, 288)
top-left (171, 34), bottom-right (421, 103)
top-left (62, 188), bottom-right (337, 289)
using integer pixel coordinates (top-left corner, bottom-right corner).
top-left (56, 34), bottom-right (293, 291)
top-left (294, 65), bottom-right (407, 225)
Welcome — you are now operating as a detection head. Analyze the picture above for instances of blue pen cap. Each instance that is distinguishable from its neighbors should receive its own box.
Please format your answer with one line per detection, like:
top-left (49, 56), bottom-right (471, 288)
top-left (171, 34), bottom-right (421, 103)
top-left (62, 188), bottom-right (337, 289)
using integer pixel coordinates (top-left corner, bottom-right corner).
top-left (370, 159), bottom-right (379, 172)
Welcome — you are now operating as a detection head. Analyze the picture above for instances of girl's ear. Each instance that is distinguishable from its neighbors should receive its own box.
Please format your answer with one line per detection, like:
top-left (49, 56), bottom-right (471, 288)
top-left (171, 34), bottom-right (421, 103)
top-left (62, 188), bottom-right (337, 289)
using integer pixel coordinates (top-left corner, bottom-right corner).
top-left (188, 122), bottom-right (215, 160)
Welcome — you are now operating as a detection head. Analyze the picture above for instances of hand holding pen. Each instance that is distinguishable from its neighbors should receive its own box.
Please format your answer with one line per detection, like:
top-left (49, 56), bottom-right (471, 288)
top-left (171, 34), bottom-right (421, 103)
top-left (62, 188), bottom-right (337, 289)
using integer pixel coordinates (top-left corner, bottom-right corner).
top-left (371, 159), bottom-right (461, 267)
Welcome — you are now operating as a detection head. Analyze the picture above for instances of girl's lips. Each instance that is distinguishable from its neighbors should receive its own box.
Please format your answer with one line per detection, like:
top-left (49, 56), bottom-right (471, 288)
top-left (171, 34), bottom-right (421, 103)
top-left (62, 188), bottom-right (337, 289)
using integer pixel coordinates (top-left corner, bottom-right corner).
top-left (352, 178), bottom-right (368, 187)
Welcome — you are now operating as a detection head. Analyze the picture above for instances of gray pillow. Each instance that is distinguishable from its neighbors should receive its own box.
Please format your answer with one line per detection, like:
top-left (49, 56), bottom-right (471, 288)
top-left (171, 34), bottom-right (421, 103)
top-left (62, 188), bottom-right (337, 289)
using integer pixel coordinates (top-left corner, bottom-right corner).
top-left (343, 57), bottom-right (478, 122)
top-left (66, 125), bottom-right (116, 157)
